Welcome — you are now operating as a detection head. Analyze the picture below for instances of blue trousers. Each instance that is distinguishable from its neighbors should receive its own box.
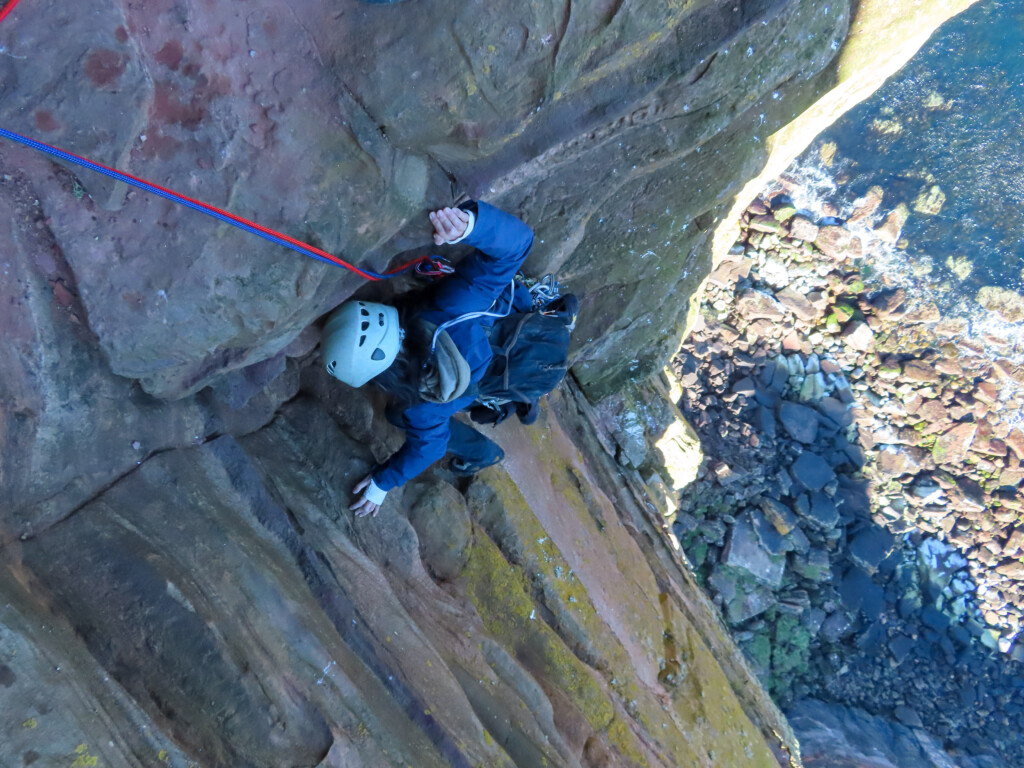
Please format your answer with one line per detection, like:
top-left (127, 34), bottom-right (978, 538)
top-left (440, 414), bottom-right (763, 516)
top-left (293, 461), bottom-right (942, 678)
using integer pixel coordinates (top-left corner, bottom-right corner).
top-left (386, 405), bottom-right (504, 474)
top-left (447, 417), bottom-right (505, 472)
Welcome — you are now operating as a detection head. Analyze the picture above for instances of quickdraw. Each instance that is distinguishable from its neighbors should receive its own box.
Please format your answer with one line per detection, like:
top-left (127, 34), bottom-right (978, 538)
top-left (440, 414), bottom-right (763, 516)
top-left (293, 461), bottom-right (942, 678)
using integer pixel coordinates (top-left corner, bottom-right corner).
top-left (414, 258), bottom-right (455, 277)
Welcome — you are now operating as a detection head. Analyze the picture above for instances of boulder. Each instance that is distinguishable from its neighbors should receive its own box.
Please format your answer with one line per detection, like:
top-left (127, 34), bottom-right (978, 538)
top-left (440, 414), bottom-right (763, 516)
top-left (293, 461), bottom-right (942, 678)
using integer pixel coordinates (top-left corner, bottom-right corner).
top-left (736, 290), bottom-right (787, 322)
top-left (932, 422), bottom-right (979, 466)
top-left (775, 287), bottom-right (821, 323)
top-left (820, 612), bottom-right (854, 643)
top-left (902, 359), bottom-right (941, 383)
top-left (901, 302), bottom-right (943, 323)
top-left (912, 184), bottom-right (946, 215)
top-left (847, 527), bottom-right (896, 574)
top-left (839, 567), bottom-right (885, 617)
top-left (791, 548), bottom-right (832, 582)
top-left (848, 186), bottom-right (885, 223)
top-left (727, 584), bottom-right (779, 625)
top-left (799, 372), bottom-right (828, 402)
top-left (977, 286), bottom-right (1024, 323)
top-left (874, 203), bottom-right (910, 244)
top-left (407, 480), bottom-right (474, 581)
top-left (722, 513), bottom-right (786, 588)
top-left (788, 698), bottom-right (1006, 768)
top-left (817, 397), bottom-right (853, 428)
top-left (761, 359), bottom-right (790, 393)
top-left (771, 198), bottom-right (798, 222)
top-left (789, 216), bottom-right (820, 242)
top-left (792, 452), bottom-right (836, 492)
top-left (749, 214), bottom-right (784, 234)
top-left (870, 288), bottom-right (908, 317)
top-left (888, 635), bottom-right (915, 664)
top-left (875, 445), bottom-right (929, 476)
top-left (760, 497), bottom-right (800, 535)
top-left (996, 560), bottom-right (1024, 580)
top-left (751, 508), bottom-right (794, 556)
top-left (841, 321), bottom-right (876, 352)
top-left (779, 401), bottom-right (821, 445)
top-left (814, 226), bottom-right (863, 261)
top-left (807, 492), bottom-right (841, 529)
top-left (707, 255), bottom-right (754, 287)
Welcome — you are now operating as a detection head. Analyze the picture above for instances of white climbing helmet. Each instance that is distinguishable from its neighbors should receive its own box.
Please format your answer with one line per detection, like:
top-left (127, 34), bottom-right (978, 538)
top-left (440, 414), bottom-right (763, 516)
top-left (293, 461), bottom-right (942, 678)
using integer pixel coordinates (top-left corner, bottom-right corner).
top-left (322, 301), bottom-right (402, 387)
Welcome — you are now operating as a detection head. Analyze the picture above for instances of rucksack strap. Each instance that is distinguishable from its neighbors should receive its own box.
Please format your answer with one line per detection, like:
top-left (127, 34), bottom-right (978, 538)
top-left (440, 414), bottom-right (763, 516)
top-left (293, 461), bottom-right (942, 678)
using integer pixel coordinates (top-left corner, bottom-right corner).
top-left (492, 312), bottom-right (533, 392)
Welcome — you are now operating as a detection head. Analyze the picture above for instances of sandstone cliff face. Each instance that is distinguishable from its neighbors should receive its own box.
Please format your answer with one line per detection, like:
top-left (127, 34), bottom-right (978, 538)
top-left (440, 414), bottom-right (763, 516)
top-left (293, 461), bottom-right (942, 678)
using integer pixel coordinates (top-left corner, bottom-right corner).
top-left (0, 0), bottom-right (851, 404)
top-left (0, 0), bottom-right (976, 766)
top-left (3, 374), bottom-right (787, 767)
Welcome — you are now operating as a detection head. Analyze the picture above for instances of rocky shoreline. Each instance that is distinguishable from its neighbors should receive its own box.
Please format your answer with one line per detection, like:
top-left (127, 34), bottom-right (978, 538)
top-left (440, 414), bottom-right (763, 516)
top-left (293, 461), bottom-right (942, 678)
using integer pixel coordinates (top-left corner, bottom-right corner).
top-left (670, 189), bottom-right (1024, 765)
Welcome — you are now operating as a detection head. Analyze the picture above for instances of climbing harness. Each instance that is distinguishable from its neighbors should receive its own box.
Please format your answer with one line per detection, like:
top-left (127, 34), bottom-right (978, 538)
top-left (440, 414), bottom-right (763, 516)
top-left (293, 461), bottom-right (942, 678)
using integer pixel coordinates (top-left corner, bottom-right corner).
top-left (0, 0), bottom-right (445, 282)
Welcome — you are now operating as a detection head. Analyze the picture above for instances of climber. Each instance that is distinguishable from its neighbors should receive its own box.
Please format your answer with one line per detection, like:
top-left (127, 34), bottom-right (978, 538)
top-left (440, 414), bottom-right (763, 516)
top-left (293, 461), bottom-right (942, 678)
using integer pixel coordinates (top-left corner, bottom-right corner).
top-left (322, 200), bottom-right (562, 517)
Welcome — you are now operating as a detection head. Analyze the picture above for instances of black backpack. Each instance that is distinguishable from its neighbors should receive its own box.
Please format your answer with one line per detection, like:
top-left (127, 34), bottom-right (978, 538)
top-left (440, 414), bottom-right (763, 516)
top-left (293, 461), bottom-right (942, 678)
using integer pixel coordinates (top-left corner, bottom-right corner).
top-left (469, 289), bottom-right (579, 426)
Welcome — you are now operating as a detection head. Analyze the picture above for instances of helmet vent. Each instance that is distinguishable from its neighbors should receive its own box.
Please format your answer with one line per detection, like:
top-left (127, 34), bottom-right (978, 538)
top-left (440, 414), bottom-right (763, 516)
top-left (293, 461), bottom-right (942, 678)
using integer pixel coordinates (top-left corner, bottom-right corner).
top-left (327, 360), bottom-right (336, 372)
top-left (358, 334), bottom-right (366, 346)
top-left (378, 312), bottom-right (385, 326)
top-left (360, 307), bottom-right (369, 316)
top-left (361, 321), bottom-right (369, 331)
top-left (371, 348), bottom-right (386, 361)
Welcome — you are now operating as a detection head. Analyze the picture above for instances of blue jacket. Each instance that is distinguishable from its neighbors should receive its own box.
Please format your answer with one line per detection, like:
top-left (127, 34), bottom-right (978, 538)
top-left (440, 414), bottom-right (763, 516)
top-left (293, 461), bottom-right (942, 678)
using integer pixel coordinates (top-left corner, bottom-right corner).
top-left (372, 201), bottom-right (534, 491)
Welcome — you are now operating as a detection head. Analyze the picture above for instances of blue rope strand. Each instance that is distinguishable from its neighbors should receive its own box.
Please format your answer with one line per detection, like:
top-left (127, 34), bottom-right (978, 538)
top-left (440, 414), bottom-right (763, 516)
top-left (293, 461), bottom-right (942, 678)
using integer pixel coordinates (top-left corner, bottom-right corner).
top-left (0, 125), bottom-right (406, 278)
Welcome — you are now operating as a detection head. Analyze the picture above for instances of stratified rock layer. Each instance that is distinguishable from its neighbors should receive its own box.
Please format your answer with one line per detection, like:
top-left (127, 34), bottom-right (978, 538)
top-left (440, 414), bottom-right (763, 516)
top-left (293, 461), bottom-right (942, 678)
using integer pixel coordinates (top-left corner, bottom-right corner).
top-left (4, 382), bottom-right (783, 767)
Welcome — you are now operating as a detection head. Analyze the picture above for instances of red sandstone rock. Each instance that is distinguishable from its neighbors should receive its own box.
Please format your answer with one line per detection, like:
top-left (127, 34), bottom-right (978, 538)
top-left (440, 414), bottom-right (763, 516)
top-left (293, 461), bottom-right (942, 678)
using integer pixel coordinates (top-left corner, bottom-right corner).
top-left (788, 216), bottom-right (820, 242)
top-left (903, 360), bottom-right (941, 383)
top-left (847, 186), bottom-right (885, 224)
top-left (736, 290), bottom-right (786, 322)
top-left (1004, 429), bottom-right (1024, 461)
top-left (975, 380), bottom-right (1000, 405)
top-left (842, 322), bottom-right (875, 352)
top-left (874, 204), bottom-right (910, 244)
top-left (901, 303), bottom-right (942, 323)
top-left (775, 287), bottom-right (821, 323)
top-left (933, 422), bottom-right (979, 466)
top-left (933, 357), bottom-right (963, 376)
top-left (814, 226), bottom-right (863, 261)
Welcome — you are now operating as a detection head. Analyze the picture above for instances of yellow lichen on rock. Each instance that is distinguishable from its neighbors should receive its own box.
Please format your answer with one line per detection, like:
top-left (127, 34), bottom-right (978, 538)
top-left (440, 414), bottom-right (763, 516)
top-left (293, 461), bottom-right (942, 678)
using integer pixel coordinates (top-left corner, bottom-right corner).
top-left (913, 184), bottom-right (946, 215)
top-left (870, 116), bottom-right (903, 135)
top-left (457, 524), bottom-right (616, 732)
top-left (923, 90), bottom-right (953, 110)
top-left (946, 254), bottom-right (973, 280)
top-left (462, 425), bottom-right (779, 766)
top-left (820, 140), bottom-right (838, 167)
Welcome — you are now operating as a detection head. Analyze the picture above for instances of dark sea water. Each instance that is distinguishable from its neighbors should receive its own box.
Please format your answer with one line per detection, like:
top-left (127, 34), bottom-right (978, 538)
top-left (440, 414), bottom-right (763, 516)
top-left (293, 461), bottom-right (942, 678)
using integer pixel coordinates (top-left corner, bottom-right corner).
top-left (785, 0), bottom-right (1024, 344)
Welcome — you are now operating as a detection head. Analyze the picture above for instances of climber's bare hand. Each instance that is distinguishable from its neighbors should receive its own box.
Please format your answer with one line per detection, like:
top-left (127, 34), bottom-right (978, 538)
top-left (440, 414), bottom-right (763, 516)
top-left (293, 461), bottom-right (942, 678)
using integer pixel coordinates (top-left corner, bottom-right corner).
top-left (430, 207), bottom-right (470, 245)
top-left (350, 475), bottom-right (381, 517)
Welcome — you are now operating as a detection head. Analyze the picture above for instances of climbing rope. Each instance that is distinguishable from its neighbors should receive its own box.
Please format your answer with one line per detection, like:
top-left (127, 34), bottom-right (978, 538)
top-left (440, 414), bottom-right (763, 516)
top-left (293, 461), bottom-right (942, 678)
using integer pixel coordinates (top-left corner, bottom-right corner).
top-left (0, 0), bottom-right (441, 281)
top-left (0, 0), bottom-right (22, 25)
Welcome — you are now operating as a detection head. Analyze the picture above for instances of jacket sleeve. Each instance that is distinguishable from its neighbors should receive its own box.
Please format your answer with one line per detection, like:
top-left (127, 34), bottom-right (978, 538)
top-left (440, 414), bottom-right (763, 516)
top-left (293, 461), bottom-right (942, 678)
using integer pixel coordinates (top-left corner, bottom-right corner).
top-left (429, 200), bottom-right (535, 316)
top-left (371, 396), bottom-right (474, 491)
